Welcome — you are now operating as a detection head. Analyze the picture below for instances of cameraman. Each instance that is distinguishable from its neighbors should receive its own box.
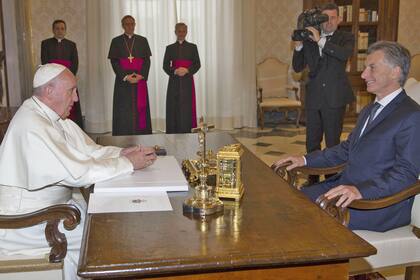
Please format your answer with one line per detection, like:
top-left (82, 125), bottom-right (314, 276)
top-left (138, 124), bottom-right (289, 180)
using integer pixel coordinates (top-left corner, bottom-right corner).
top-left (293, 2), bottom-right (354, 184)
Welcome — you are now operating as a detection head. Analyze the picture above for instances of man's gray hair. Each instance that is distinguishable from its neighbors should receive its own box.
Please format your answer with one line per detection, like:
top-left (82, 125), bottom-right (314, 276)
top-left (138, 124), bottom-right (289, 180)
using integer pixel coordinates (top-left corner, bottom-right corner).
top-left (367, 41), bottom-right (411, 86)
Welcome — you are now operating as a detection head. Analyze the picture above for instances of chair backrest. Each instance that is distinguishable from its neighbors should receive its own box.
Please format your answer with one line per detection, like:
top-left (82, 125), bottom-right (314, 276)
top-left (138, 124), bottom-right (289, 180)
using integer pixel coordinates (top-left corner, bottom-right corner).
top-left (256, 58), bottom-right (289, 99)
top-left (408, 54), bottom-right (420, 82)
top-left (404, 77), bottom-right (420, 108)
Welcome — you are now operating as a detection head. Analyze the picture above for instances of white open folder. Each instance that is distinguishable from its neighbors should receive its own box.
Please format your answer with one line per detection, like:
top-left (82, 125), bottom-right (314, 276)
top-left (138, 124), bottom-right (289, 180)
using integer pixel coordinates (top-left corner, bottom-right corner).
top-left (88, 156), bottom-right (188, 213)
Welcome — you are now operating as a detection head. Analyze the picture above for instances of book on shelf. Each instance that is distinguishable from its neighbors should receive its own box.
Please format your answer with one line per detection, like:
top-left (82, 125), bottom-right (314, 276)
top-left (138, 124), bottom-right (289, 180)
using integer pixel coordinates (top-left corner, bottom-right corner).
top-left (371, 10), bottom-right (378, 22)
top-left (359, 8), bottom-right (370, 22)
top-left (339, 5), bottom-right (353, 22)
top-left (357, 53), bottom-right (367, 72)
top-left (360, 9), bottom-right (378, 22)
top-left (357, 31), bottom-right (369, 50)
top-left (338, 6), bottom-right (346, 22)
top-left (347, 5), bottom-right (352, 22)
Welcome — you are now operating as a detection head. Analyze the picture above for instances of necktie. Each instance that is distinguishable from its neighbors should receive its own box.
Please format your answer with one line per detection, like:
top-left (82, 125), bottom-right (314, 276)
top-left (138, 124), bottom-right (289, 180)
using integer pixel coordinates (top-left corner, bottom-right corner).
top-left (359, 102), bottom-right (381, 138)
top-left (326, 35), bottom-right (332, 41)
top-left (366, 102), bottom-right (381, 127)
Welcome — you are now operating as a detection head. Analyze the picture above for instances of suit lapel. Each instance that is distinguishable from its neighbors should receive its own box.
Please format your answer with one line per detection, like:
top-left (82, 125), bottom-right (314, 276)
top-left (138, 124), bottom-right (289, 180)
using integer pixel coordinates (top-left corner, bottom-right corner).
top-left (360, 91), bottom-right (407, 138)
top-left (351, 104), bottom-right (373, 147)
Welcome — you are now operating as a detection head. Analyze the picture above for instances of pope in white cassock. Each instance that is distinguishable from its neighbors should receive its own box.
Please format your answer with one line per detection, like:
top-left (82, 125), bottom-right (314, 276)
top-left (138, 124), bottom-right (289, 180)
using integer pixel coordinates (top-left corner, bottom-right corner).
top-left (0, 63), bottom-right (157, 279)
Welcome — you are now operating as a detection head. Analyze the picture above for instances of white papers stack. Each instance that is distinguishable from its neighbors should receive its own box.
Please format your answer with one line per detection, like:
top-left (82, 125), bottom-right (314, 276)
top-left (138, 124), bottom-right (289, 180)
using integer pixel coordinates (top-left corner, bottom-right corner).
top-left (88, 191), bottom-right (172, 213)
top-left (89, 156), bottom-right (188, 213)
top-left (94, 156), bottom-right (189, 193)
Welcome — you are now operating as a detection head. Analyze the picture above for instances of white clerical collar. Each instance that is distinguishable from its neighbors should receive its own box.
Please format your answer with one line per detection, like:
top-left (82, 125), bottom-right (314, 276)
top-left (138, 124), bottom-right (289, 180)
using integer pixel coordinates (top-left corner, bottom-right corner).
top-left (178, 40), bottom-right (184, 44)
top-left (32, 96), bottom-right (61, 122)
top-left (125, 33), bottom-right (134, 39)
top-left (55, 38), bottom-right (63, 43)
top-left (375, 88), bottom-right (402, 108)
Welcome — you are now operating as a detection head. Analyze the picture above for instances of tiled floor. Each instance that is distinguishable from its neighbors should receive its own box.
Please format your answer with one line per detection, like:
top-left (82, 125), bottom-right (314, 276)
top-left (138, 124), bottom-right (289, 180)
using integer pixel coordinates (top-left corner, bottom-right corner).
top-left (230, 121), bottom-right (354, 167)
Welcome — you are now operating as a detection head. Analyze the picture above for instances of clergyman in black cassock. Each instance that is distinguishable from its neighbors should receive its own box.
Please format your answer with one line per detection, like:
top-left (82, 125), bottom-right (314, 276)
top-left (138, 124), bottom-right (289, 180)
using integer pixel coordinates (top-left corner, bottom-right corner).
top-left (108, 15), bottom-right (152, 135)
top-left (41, 19), bottom-right (84, 129)
top-left (163, 23), bottom-right (201, 134)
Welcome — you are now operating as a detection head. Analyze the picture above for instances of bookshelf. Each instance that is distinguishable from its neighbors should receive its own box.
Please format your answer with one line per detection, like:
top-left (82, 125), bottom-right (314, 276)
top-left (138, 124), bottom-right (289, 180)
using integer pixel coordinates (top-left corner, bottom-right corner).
top-left (302, 0), bottom-right (400, 116)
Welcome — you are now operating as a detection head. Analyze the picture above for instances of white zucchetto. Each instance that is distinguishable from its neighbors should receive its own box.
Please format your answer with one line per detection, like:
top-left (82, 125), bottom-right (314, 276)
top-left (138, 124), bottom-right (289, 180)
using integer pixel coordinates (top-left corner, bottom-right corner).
top-left (33, 63), bottom-right (67, 88)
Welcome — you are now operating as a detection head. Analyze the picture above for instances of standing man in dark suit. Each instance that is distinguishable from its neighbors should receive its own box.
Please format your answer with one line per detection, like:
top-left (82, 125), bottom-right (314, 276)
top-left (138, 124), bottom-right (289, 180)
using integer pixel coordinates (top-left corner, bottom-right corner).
top-left (41, 19), bottom-right (84, 129)
top-left (292, 3), bottom-right (355, 184)
top-left (274, 41), bottom-right (420, 232)
top-left (163, 23), bottom-right (201, 134)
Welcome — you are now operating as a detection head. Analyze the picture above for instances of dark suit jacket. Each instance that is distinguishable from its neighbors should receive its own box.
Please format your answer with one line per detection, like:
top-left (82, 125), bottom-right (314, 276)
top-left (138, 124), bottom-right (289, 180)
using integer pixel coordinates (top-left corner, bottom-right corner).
top-left (306, 91), bottom-right (420, 231)
top-left (292, 30), bottom-right (355, 109)
top-left (41, 38), bottom-right (78, 75)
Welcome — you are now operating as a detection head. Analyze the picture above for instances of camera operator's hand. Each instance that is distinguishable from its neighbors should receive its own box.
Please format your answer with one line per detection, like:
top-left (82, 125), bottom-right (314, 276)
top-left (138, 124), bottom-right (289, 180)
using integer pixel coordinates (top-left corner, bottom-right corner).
top-left (306, 26), bottom-right (320, 42)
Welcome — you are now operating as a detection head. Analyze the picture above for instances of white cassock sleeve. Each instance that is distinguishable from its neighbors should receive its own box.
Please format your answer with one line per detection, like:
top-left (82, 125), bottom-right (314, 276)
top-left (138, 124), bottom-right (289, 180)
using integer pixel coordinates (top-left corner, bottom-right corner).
top-left (0, 115), bottom-right (133, 190)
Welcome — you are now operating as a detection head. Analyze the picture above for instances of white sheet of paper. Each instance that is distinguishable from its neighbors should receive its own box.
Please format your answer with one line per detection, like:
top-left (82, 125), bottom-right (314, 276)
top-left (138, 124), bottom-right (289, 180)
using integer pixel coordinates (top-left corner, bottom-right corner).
top-left (87, 191), bottom-right (173, 213)
top-left (94, 156), bottom-right (188, 193)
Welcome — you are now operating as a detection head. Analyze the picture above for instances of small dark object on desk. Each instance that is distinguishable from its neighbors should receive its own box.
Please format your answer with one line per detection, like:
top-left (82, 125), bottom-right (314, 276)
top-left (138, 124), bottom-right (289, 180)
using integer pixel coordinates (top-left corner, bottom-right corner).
top-left (154, 145), bottom-right (167, 156)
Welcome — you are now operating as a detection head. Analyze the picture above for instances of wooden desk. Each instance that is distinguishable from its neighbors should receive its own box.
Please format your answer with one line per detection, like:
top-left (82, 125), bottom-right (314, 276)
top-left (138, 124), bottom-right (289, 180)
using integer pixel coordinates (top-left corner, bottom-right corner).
top-left (78, 133), bottom-right (376, 279)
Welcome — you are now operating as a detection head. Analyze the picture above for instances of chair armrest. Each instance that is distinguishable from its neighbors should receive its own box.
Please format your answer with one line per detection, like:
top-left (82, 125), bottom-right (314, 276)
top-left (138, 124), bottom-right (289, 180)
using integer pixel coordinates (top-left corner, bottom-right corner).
top-left (0, 204), bottom-right (81, 263)
top-left (271, 161), bottom-right (346, 188)
top-left (286, 85), bottom-right (300, 101)
top-left (316, 181), bottom-right (420, 228)
top-left (350, 181), bottom-right (420, 209)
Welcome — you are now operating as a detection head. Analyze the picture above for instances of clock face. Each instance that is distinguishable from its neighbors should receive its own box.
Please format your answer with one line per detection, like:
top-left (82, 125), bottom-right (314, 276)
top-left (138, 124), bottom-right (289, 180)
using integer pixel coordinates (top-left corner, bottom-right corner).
top-left (218, 159), bottom-right (237, 188)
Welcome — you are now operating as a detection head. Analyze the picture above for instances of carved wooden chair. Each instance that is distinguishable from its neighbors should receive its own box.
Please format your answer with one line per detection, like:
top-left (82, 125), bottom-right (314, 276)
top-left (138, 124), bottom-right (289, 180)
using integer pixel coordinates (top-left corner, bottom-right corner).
top-left (0, 204), bottom-right (81, 279)
top-left (256, 58), bottom-right (301, 129)
top-left (271, 162), bottom-right (420, 278)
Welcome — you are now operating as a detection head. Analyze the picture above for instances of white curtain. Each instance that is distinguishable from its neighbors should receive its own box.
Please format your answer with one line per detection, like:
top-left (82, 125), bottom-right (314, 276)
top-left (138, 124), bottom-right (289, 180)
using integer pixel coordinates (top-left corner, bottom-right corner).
top-left (85, 0), bottom-right (256, 133)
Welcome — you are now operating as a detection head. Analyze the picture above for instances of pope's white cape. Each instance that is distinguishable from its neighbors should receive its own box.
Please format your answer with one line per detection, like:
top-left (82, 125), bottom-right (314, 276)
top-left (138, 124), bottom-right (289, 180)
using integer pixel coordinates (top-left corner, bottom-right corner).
top-left (0, 97), bottom-right (133, 192)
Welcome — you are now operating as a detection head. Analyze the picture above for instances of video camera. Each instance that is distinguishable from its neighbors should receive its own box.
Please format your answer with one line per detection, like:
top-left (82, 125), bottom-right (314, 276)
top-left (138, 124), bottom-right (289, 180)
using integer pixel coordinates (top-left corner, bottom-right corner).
top-left (291, 8), bottom-right (329, 41)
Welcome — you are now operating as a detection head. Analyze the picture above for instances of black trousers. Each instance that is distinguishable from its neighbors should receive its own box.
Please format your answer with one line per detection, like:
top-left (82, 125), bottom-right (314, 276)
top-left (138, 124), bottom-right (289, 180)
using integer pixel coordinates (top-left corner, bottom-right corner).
top-left (305, 106), bottom-right (346, 153)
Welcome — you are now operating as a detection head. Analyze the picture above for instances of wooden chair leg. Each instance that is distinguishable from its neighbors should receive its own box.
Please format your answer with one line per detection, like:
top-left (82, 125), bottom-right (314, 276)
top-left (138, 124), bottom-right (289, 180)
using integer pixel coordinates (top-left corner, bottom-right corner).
top-left (405, 265), bottom-right (420, 280)
top-left (296, 109), bottom-right (301, 128)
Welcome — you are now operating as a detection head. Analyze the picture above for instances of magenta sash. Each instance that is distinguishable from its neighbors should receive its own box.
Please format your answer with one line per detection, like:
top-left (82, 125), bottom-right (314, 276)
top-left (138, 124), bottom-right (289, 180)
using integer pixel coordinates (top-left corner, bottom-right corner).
top-left (173, 59), bottom-right (197, 128)
top-left (49, 59), bottom-right (71, 69)
top-left (119, 58), bottom-right (147, 130)
top-left (49, 59), bottom-right (78, 121)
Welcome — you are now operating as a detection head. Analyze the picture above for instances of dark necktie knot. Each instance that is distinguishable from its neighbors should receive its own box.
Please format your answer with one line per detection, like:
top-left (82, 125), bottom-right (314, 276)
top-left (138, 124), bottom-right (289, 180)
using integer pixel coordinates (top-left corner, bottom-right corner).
top-left (367, 102), bottom-right (381, 127)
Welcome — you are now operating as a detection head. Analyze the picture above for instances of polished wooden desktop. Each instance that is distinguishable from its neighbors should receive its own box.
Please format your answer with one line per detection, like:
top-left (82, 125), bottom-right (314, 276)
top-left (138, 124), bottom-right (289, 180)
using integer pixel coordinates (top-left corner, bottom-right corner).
top-left (78, 132), bottom-right (376, 279)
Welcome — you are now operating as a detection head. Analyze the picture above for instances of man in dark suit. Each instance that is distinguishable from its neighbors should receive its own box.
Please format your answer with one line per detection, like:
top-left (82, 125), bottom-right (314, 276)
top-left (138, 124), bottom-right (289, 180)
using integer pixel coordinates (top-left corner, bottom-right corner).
top-left (275, 41), bottom-right (420, 232)
top-left (292, 3), bottom-right (355, 184)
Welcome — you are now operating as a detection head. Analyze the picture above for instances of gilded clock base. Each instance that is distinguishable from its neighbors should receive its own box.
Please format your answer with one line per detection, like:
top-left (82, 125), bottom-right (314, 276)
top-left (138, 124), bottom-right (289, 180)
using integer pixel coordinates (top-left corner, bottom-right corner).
top-left (216, 184), bottom-right (244, 202)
